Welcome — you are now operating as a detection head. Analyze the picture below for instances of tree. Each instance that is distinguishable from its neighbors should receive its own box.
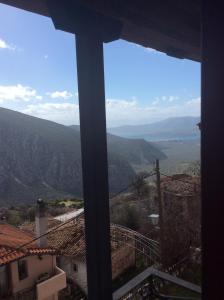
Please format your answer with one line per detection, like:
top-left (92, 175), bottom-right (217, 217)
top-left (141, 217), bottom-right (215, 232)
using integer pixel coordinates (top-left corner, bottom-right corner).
top-left (132, 172), bottom-right (149, 199)
top-left (125, 204), bottom-right (140, 231)
top-left (7, 210), bottom-right (22, 226)
top-left (111, 203), bottom-right (140, 231)
top-left (27, 207), bottom-right (36, 222)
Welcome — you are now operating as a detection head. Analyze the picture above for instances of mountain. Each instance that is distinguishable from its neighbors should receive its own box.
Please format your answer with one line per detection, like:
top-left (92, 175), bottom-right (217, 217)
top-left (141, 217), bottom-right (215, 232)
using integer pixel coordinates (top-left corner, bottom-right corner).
top-left (70, 125), bottom-right (166, 165)
top-left (108, 116), bottom-right (200, 141)
top-left (0, 108), bottom-right (165, 206)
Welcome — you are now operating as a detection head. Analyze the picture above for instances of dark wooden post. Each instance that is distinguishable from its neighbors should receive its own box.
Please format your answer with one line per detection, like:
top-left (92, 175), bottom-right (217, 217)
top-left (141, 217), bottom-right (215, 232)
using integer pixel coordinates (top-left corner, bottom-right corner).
top-left (76, 34), bottom-right (112, 300)
top-left (201, 1), bottom-right (224, 299)
top-left (47, 2), bottom-right (122, 298)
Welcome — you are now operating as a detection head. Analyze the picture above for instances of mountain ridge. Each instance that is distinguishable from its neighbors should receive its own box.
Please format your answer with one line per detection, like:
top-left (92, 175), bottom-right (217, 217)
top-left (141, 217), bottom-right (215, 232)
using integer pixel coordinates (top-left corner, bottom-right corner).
top-left (69, 125), bottom-right (166, 165)
top-left (0, 108), bottom-right (165, 206)
top-left (108, 116), bottom-right (200, 140)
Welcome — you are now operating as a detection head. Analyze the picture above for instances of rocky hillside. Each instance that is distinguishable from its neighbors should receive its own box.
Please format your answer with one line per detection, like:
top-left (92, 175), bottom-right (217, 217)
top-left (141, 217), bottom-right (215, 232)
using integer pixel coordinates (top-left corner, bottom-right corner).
top-left (70, 125), bottom-right (166, 165)
top-left (0, 108), bottom-right (165, 206)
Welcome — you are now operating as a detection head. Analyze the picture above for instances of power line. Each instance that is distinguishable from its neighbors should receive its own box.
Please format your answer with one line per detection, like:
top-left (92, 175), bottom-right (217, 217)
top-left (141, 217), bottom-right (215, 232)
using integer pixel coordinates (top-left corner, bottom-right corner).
top-left (1, 166), bottom-right (199, 261)
top-left (0, 172), bottom-right (156, 262)
top-left (110, 171), bottom-right (156, 200)
top-left (0, 213), bottom-right (83, 262)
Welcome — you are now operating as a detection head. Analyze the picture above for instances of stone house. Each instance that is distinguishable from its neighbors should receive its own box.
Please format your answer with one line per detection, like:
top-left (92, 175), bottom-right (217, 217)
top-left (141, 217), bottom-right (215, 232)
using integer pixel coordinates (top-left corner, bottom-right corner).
top-left (20, 207), bottom-right (136, 296)
top-left (0, 200), bottom-right (66, 300)
top-left (47, 219), bottom-right (136, 294)
top-left (160, 174), bottom-right (201, 267)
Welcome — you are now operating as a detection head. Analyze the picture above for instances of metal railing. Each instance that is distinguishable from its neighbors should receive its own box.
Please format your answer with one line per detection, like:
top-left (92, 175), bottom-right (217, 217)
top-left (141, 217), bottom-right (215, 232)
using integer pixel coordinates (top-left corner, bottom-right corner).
top-left (113, 267), bottom-right (201, 300)
top-left (9, 287), bottom-right (36, 300)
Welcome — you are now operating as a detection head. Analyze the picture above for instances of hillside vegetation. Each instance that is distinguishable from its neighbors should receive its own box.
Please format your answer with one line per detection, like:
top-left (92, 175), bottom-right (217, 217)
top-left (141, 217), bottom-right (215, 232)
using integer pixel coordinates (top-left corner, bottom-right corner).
top-left (0, 108), bottom-right (165, 205)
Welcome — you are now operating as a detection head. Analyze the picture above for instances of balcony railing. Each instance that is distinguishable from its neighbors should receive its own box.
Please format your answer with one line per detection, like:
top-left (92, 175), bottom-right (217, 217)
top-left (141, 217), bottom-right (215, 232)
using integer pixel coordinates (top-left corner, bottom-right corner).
top-left (6, 266), bottom-right (66, 300)
top-left (113, 267), bottom-right (201, 300)
top-left (36, 266), bottom-right (66, 300)
top-left (7, 287), bottom-right (36, 300)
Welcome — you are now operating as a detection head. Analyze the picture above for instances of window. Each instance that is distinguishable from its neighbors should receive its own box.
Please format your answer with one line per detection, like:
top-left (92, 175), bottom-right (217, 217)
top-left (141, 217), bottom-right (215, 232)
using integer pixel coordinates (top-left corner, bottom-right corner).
top-left (18, 260), bottom-right (28, 280)
top-left (73, 263), bottom-right (78, 272)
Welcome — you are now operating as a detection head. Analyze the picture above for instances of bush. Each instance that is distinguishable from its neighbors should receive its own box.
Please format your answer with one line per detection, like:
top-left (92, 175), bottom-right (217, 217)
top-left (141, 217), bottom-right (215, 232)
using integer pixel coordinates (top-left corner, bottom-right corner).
top-left (111, 203), bottom-right (140, 231)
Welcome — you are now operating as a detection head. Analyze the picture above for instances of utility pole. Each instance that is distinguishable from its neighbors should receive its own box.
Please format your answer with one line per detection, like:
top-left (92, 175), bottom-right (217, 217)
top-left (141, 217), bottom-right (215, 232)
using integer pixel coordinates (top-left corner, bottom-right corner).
top-left (155, 159), bottom-right (165, 266)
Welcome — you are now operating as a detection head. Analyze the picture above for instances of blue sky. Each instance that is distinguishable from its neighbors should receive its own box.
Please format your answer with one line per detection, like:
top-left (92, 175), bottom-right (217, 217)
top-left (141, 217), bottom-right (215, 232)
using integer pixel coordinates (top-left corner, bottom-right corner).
top-left (0, 3), bottom-right (200, 127)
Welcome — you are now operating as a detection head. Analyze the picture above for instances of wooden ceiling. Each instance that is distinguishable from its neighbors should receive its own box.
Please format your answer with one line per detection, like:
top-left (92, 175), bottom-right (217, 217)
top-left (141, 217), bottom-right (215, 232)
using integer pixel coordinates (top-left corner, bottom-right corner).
top-left (0, 0), bottom-right (201, 61)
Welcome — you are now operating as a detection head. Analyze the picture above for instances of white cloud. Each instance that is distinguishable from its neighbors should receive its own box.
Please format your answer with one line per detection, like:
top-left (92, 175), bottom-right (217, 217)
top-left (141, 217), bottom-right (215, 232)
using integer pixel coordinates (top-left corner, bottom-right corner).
top-left (18, 96), bottom-right (200, 127)
top-left (0, 38), bottom-right (9, 49)
top-left (0, 84), bottom-right (42, 103)
top-left (22, 102), bottom-right (80, 125)
top-left (152, 95), bottom-right (179, 105)
top-left (105, 97), bottom-right (200, 126)
top-left (0, 38), bottom-right (15, 50)
top-left (35, 95), bottom-right (43, 100)
top-left (152, 100), bottom-right (159, 106)
top-left (168, 96), bottom-right (179, 102)
top-left (44, 54), bottom-right (48, 59)
top-left (46, 90), bottom-right (73, 99)
top-left (135, 44), bottom-right (163, 55)
top-left (145, 47), bottom-right (164, 55)
top-left (186, 97), bottom-right (200, 106)
top-left (106, 99), bottom-right (137, 109)
top-left (145, 47), bottom-right (157, 53)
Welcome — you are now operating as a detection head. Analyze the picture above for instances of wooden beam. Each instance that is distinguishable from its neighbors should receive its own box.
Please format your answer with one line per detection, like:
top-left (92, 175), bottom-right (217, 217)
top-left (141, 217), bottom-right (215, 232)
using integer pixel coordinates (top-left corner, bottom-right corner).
top-left (47, 0), bottom-right (122, 42)
top-left (0, 0), bottom-right (48, 16)
top-left (0, 0), bottom-right (200, 61)
top-left (76, 34), bottom-right (112, 300)
top-left (201, 1), bottom-right (224, 299)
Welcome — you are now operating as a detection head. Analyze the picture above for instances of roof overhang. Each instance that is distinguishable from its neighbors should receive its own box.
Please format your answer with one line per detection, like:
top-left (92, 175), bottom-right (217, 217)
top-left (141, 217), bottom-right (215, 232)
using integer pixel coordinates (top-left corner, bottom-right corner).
top-left (0, 0), bottom-right (201, 61)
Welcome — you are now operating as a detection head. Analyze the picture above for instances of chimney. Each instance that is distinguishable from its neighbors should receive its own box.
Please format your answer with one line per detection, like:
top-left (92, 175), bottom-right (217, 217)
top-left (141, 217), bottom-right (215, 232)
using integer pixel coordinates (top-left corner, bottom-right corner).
top-left (35, 199), bottom-right (47, 247)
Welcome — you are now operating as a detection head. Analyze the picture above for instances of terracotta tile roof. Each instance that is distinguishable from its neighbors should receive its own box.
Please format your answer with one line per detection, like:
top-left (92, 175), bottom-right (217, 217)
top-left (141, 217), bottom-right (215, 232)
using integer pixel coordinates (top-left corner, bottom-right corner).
top-left (47, 220), bottom-right (86, 259)
top-left (0, 246), bottom-right (26, 265)
top-left (0, 224), bottom-right (57, 266)
top-left (0, 223), bottom-right (35, 248)
top-left (47, 219), bottom-right (129, 261)
top-left (20, 217), bottom-right (88, 259)
top-left (161, 174), bottom-right (200, 196)
top-left (1, 216), bottom-right (130, 265)
top-left (0, 247), bottom-right (58, 266)
top-left (2, 214), bottom-right (132, 265)
top-left (20, 218), bottom-right (61, 235)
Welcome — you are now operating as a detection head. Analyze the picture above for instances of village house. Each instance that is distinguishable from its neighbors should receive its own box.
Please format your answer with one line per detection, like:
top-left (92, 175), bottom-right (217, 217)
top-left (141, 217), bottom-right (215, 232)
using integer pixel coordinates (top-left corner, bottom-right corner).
top-left (160, 174), bottom-right (201, 267)
top-left (47, 219), bottom-right (136, 294)
top-left (20, 205), bottom-right (136, 296)
top-left (0, 200), bottom-right (66, 300)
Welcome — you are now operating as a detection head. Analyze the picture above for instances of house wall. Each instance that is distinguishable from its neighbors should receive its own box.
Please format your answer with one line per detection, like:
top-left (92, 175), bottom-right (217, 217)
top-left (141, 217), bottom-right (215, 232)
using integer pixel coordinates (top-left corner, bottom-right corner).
top-left (161, 191), bottom-right (201, 267)
top-left (112, 245), bottom-right (135, 279)
top-left (36, 266), bottom-right (66, 300)
top-left (59, 245), bottom-right (135, 294)
top-left (59, 257), bottom-right (87, 293)
top-left (10, 255), bottom-right (55, 294)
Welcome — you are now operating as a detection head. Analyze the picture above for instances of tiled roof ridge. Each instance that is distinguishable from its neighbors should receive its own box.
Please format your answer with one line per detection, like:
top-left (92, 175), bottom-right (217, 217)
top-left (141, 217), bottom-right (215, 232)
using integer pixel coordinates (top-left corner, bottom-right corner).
top-left (0, 245), bottom-right (60, 266)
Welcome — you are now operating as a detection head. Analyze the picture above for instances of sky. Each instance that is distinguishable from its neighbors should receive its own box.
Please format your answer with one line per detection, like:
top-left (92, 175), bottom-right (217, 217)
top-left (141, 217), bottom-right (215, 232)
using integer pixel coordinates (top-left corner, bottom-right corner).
top-left (0, 3), bottom-right (201, 127)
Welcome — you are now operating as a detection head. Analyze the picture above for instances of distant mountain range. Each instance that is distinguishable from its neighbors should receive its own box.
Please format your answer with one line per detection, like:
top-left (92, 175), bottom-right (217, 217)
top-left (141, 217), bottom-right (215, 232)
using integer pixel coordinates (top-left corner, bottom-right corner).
top-left (69, 125), bottom-right (166, 165)
top-left (108, 116), bottom-right (200, 141)
top-left (0, 108), bottom-right (165, 206)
